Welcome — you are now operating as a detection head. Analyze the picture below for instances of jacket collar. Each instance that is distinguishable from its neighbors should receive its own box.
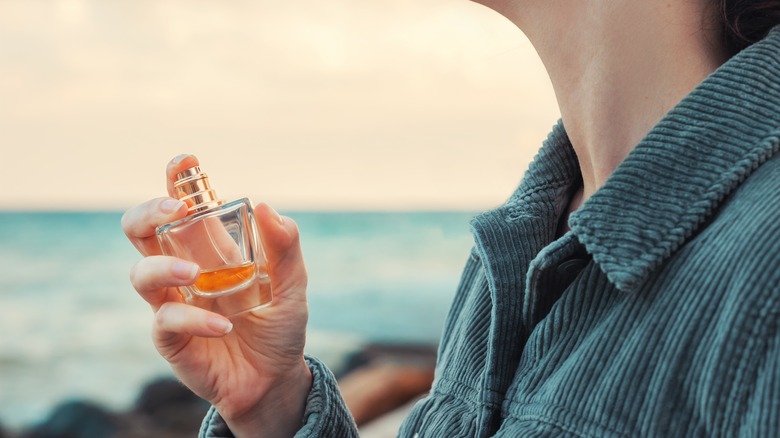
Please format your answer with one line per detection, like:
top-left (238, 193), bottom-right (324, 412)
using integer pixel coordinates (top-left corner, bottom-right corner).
top-left (481, 25), bottom-right (780, 293)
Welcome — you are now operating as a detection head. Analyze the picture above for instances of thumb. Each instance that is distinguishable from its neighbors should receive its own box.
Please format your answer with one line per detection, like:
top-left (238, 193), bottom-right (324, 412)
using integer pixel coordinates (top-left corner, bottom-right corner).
top-left (254, 203), bottom-right (308, 297)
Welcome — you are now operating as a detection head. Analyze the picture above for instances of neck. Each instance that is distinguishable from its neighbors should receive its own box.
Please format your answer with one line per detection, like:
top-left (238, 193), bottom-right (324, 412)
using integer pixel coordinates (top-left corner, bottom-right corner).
top-left (476, 1), bottom-right (729, 201)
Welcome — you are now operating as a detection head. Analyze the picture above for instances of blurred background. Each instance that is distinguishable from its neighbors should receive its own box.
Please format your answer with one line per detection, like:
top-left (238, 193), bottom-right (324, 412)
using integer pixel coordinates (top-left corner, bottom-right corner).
top-left (0, 0), bottom-right (558, 435)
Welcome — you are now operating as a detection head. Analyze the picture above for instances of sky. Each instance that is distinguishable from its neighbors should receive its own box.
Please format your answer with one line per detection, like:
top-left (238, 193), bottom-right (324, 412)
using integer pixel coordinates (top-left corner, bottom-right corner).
top-left (0, 0), bottom-right (559, 211)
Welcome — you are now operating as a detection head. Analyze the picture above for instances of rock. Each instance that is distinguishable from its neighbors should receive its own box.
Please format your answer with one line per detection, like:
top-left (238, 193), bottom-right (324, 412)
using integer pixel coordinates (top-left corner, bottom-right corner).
top-left (0, 420), bottom-right (12, 438)
top-left (337, 343), bottom-right (437, 379)
top-left (14, 377), bottom-right (208, 438)
top-left (21, 400), bottom-right (119, 438)
top-left (129, 377), bottom-right (209, 435)
top-left (337, 343), bottom-right (436, 427)
top-left (340, 362), bottom-right (434, 427)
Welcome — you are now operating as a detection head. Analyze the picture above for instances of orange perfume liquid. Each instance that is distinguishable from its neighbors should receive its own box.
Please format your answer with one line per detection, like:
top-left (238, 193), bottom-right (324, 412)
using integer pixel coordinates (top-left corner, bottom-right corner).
top-left (195, 262), bottom-right (256, 293)
top-left (186, 265), bottom-right (272, 317)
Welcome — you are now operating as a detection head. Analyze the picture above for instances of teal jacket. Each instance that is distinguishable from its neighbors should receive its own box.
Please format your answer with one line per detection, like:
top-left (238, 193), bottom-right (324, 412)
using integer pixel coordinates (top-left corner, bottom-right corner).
top-left (202, 25), bottom-right (780, 437)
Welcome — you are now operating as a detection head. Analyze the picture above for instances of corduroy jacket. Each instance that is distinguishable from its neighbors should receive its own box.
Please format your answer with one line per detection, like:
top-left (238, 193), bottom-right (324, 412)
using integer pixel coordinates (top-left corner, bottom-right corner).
top-left (202, 25), bottom-right (780, 437)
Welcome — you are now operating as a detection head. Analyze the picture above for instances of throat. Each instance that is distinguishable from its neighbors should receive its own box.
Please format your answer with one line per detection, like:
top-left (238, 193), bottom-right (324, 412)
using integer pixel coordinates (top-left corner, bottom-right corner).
top-left (556, 184), bottom-right (584, 238)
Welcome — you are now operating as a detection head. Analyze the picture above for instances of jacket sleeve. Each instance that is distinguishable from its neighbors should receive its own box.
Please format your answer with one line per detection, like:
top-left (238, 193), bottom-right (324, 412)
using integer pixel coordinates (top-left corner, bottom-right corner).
top-left (199, 355), bottom-right (359, 438)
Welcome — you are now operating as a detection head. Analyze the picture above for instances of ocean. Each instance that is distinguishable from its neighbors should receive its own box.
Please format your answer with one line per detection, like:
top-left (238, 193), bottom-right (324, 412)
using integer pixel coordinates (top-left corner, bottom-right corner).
top-left (0, 210), bottom-right (477, 429)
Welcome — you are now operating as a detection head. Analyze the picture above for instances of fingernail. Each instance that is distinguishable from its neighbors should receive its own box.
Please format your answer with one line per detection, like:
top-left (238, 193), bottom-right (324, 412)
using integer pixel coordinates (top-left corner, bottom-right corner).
top-left (270, 206), bottom-right (285, 225)
top-left (172, 261), bottom-right (199, 280)
top-left (161, 199), bottom-right (185, 214)
top-left (208, 317), bottom-right (233, 335)
top-left (172, 154), bottom-right (191, 165)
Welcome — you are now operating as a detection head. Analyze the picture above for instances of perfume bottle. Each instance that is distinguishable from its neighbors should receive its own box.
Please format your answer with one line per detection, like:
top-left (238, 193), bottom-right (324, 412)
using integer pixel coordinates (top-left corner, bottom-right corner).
top-left (156, 166), bottom-right (272, 318)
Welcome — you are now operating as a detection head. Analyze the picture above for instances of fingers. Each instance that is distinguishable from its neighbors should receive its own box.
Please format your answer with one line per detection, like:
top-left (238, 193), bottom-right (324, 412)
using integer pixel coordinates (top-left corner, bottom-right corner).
top-left (132, 256), bottom-right (233, 343)
top-left (255, 203), bottom-right (308, 296)
top-left (122, 197), bottom-right (188, 256)
top-left (166, 154), bottom-right (201, 198)
top-left (129, 256), bottom-right (197, 310)
top-left (153, 302), bottom-right (233, 354)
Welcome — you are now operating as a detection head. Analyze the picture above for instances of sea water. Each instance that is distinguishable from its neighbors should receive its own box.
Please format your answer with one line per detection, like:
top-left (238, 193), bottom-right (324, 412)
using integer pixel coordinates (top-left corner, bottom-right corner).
top-left (0, 210), bottom-right (476, 428)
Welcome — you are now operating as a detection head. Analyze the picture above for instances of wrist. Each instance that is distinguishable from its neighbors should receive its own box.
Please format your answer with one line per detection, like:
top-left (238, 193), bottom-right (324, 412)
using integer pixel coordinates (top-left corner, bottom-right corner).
top-left (222, 357), bottom-right (313, 438)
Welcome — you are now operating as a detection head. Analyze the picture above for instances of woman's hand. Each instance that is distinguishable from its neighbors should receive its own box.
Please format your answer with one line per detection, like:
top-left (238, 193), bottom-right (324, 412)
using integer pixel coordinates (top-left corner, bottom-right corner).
top-left (121, 154), bottom-right (312, 437)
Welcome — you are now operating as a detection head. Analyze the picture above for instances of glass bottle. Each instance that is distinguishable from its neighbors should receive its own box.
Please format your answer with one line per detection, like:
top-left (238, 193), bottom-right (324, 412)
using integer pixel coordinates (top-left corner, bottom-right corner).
top-left (156, 166), bottom-right (272, 318)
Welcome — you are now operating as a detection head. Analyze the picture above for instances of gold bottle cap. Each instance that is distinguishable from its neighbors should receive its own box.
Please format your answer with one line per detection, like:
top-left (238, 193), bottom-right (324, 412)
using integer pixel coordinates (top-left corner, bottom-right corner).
top-left (174, 166), bottom-right (224, 214)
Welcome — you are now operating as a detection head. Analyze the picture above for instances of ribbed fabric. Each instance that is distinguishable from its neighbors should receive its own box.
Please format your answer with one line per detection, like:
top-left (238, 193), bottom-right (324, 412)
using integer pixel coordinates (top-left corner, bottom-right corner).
top-left (295, 356), bottom-right (359, 437)
top-left (200, 356), bottom-right (357, 438)
top-left (200, 25), bottom-right (780, 437)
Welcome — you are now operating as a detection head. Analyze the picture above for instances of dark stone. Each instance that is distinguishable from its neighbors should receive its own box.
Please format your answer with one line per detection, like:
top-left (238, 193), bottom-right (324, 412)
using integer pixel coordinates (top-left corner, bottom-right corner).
top-left (0, 420), bottom-right (10, 438)
top-left (21, 400), bottom-right (119, 438)
top-left (336, 342), bottom-right (437, 378)
top-left (132, 377), bottom-right (209, 433)
top-left (336, 342), bottom-right (438, 426)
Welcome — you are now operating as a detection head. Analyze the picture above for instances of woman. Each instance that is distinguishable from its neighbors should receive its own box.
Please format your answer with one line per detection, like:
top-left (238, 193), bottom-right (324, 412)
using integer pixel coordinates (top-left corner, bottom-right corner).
top-left (122, 1), bottom-right (780, 436)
